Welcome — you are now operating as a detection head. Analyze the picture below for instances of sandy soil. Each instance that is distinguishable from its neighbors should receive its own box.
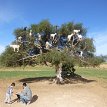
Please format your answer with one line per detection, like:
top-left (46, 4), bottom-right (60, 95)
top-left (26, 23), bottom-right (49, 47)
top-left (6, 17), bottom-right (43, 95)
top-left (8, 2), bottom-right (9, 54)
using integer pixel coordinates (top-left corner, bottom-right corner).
top-left (100, 63), bottom-right (107, 69)
top-left (0, 77), bottom-right (107, 107)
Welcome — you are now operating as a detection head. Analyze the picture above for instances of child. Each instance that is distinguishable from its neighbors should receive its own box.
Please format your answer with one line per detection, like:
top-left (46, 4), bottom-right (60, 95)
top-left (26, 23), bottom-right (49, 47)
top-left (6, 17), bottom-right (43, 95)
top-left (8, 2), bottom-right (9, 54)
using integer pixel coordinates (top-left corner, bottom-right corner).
top-left (4, 82), bottom-right (15, 104)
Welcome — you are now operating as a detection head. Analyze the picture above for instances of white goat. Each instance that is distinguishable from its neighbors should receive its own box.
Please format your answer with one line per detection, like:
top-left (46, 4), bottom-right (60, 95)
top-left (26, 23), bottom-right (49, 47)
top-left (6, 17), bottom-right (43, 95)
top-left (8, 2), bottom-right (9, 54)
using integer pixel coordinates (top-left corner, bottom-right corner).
top-left (79, 51), bottom-right (83, 57)
top-left (37, 33), bottom-right (42, 41)
top-left (10, 44), bottom-right (20, 52)
top-left (18, 36), bottom-right (22, 42)
top-left (67, 33), bottom-right (74, 42)
top-left (29, 30), bottom-right (32, 36)
top-left (67, 29), bottom-right (82, 42)
top-left (50, 33), bottom-right (57, 40)
top-left (77, 34), bottom-right (83, 41)
top-left (45, 41), bottom-right (52, 49)
top-left (73, 29), bottom-right (80, 33)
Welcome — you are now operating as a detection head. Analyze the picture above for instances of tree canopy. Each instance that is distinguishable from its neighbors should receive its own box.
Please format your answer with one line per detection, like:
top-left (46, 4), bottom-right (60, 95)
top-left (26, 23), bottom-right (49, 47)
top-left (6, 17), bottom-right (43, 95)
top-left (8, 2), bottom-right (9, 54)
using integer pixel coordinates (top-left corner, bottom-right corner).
top-left (0, 19), bottom-right (105, 83)
top-left (0, 20), bottom-right (104, 66)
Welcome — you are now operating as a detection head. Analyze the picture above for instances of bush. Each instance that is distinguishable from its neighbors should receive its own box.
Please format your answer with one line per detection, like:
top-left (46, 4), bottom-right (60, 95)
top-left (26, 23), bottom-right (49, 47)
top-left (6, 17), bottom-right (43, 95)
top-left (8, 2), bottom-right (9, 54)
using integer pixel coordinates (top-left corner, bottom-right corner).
top-left (0, 46), bottom-right (22, 67)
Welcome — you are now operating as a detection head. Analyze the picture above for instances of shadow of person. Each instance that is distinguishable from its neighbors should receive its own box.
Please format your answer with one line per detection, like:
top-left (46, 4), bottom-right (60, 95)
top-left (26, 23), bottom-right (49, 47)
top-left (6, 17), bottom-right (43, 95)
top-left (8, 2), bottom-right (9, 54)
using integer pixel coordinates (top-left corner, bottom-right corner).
top-left (11, 98), bottom-right (19, 103)
top-left (30, 95), bottom-right (38, 104)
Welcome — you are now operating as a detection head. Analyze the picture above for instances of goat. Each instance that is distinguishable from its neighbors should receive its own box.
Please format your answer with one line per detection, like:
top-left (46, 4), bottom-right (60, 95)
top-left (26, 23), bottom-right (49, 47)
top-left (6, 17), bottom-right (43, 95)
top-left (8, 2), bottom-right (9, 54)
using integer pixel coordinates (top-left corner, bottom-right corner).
top-left (10, 44), bottom-right (20, 52)
top-left (18, 36), bottom-right (22, 42)
top-left (67, 30), bottom-right (82, 46)
top-left (77, 34), bottom-right (83, 41)
top-left (45, 41), bottom-right (52, 49)
top-left (50, 33), bottom-right (57, 40)
top-left (29, 30), bottom-right (32, 36)
top-left (37, 33), bottom-right (42, 41)
top-left (67, 29), bottom-right (80, 42)
top-left (79, 51), bottom-right (83, 57)
top-left (67, 33), bottom-right (74, 42)
top-left (73, 29), bottom-right (80, 33)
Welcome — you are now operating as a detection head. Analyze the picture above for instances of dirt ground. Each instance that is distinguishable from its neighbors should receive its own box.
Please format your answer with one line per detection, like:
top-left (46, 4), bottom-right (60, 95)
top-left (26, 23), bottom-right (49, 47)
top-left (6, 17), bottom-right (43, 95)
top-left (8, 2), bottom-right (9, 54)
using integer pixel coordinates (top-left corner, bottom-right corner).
top-left (100, 63), bottom-right (107, 69)
top-left (0, 77), bottom-right (107, 107)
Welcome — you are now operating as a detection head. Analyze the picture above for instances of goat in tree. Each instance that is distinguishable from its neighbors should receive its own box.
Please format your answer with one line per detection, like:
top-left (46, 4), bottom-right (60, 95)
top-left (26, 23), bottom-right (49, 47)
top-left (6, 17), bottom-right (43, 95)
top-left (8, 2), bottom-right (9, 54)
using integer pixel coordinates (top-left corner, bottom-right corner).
top-left (10, 44), bottom-right (20, 52)
top-left (29, 30), bottom-right (32, 37)
top-left (18, 36), bottom-right (22, 42)
top-left (45, 41), bottom-right (52, 49)
top-left (50, 33), bottom-right (57, 40)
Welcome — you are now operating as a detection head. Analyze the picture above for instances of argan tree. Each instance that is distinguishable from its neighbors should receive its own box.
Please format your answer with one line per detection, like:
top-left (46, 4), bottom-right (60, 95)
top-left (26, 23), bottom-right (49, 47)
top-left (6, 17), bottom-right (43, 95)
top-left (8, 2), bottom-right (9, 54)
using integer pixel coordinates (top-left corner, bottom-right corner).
top-left (0, 20), bottom-right (105, 83)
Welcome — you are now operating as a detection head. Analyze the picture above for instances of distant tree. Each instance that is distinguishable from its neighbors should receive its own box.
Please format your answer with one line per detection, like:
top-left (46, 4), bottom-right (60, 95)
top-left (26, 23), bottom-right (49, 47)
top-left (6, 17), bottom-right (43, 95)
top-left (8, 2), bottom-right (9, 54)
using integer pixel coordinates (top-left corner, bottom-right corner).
top-left (0, 46), bottom-right (21, 67)
top-left (99, 55), bottom-right (107, 62)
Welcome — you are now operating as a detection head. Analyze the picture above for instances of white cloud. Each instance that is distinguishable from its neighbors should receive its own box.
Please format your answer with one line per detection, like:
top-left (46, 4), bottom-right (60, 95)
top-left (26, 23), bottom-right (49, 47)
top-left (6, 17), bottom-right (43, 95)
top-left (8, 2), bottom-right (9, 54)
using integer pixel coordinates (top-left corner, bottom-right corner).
top-left (88, 30), bottom-right (107, 56)
top-left (0, 45), bottom-right (5, 54)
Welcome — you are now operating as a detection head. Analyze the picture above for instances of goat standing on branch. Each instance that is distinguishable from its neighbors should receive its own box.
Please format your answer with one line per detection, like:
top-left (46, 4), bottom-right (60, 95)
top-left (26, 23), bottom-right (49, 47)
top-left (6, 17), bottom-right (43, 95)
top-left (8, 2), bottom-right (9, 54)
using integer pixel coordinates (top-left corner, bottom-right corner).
top-left (10, 44), bottom-right (20, 52)
top-left (37, 33), bottom-right (42, 41)
top-left (50, 33), bottom-right (58, 45)
top-left (67, 29), bottom-right (83, 47)
top-left (29, 30), bottom-right (32, 37)
top-left (18, 36), bottom-right (22, 42)
top-left (45, 41), bottom-right (52, 49)
top-left (50, 33), bottom-right (57, 40)
top-left (67, 29), bottom-right (80, 42)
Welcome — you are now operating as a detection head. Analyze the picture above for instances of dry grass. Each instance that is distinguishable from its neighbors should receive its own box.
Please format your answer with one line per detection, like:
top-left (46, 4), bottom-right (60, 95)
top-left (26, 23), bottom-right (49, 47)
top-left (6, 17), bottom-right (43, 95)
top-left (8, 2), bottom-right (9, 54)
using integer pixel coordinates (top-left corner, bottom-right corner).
top-left (100, 63), bottom-right (107, 69)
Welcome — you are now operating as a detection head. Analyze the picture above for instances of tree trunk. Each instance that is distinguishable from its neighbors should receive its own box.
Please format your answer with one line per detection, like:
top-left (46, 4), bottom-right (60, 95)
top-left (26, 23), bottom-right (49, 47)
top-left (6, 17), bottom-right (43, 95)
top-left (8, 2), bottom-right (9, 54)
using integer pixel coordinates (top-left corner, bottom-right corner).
top-left (55, 63), bottom-right (63, 84)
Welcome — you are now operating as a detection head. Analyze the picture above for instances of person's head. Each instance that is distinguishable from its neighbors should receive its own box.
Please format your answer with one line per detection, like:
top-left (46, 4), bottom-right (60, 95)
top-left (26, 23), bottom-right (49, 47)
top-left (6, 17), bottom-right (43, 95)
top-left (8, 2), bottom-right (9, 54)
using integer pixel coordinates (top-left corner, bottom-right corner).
top-left (23, 82), bottom-right (27, 87)
top-left (11, 82), bottom-right (15, 87)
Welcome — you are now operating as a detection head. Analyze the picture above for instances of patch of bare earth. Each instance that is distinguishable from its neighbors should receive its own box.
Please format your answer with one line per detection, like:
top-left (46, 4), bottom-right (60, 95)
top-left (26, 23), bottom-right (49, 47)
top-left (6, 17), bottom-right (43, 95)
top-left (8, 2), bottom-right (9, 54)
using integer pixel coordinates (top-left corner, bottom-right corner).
top-left (100, 63), bottom-right (107, 69)
top-left (0, 78), bottom-right (107, 107)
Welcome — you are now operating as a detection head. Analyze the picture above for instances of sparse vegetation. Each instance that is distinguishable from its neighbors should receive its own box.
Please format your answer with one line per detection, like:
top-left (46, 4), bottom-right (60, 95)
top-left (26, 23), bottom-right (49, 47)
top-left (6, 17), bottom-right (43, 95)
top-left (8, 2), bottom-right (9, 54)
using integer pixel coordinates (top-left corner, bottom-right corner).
top-left (0, 66), bottom-right (107, 80)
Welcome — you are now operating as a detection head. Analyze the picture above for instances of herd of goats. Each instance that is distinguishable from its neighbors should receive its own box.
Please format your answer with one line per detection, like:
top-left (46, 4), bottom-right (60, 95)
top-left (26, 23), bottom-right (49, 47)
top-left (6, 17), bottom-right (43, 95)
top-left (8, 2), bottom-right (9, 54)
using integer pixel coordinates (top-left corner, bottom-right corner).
top-left (9, 28), bottom-right (86, 58)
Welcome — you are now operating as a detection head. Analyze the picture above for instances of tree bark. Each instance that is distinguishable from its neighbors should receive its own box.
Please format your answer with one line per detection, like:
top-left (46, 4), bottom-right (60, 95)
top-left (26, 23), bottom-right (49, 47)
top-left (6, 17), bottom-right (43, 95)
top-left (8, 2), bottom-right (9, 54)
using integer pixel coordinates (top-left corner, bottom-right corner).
top-left (55, 63), bottom-right (63, 84)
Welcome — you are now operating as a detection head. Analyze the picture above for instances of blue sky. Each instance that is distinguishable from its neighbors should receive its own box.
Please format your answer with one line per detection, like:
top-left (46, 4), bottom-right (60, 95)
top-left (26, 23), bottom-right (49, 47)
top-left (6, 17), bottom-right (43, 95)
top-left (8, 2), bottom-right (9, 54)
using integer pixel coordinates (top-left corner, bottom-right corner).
top-left (0, 0), bottom-right (107, 55)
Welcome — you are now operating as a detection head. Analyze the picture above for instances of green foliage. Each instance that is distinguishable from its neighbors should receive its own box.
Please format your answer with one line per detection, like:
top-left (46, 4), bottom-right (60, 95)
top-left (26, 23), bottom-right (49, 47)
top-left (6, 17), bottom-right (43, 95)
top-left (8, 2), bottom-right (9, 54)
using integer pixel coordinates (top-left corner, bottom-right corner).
top-left (85, 38), bottom-right (95, 52)
top-left (38, 20), bottom-right (53, 33)
top-left (31, 24), bottom-right (39, 33)
top-left (1, 19), bottom-right (99, 68)
top-left (59, 24), bottom-right (69, 35)
top-left (76, 55), bottom-right (105, 67)
top-left (13, 28), bottom-right (27, 39)
top-left (0, 46), bottom-right (21, 67)
top-left (59, 22), bottom-right (87, 36)
top-left (89, 56), bottom-right (105, 67)
top-left (99, 55), bottom-right (107, 62)
top-left (37, 50), bottom-right (62, 65)
top-left (31, 20), bottom-right (53, 34)
top-left (74, 23), bottom-right (87, 36)
top-left (37, 49), bottom-right (75, 66)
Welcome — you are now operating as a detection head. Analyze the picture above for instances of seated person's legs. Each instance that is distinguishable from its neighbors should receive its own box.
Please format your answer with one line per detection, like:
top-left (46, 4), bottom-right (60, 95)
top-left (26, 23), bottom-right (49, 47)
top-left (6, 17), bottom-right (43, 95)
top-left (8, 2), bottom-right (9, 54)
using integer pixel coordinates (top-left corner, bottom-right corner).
top-left (19, 94), bottom-right (30, 104)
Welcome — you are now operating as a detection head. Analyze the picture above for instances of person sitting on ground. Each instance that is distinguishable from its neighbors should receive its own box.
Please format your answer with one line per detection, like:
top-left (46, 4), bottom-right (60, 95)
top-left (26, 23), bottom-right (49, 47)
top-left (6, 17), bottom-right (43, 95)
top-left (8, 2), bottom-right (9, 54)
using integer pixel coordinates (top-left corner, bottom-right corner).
top-left (4, 82), bottom-right (15, 104)
top-left (16, 82), bottom-right (32, 104)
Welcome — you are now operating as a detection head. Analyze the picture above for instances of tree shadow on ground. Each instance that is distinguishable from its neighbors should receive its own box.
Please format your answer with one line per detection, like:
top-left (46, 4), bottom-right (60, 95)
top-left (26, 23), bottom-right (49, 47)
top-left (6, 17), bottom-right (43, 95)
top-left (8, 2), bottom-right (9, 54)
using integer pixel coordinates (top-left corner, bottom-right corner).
top-left (18, 74), bottom-right (96, 84)
top-left (19, 76), bottom-right (55, 83)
